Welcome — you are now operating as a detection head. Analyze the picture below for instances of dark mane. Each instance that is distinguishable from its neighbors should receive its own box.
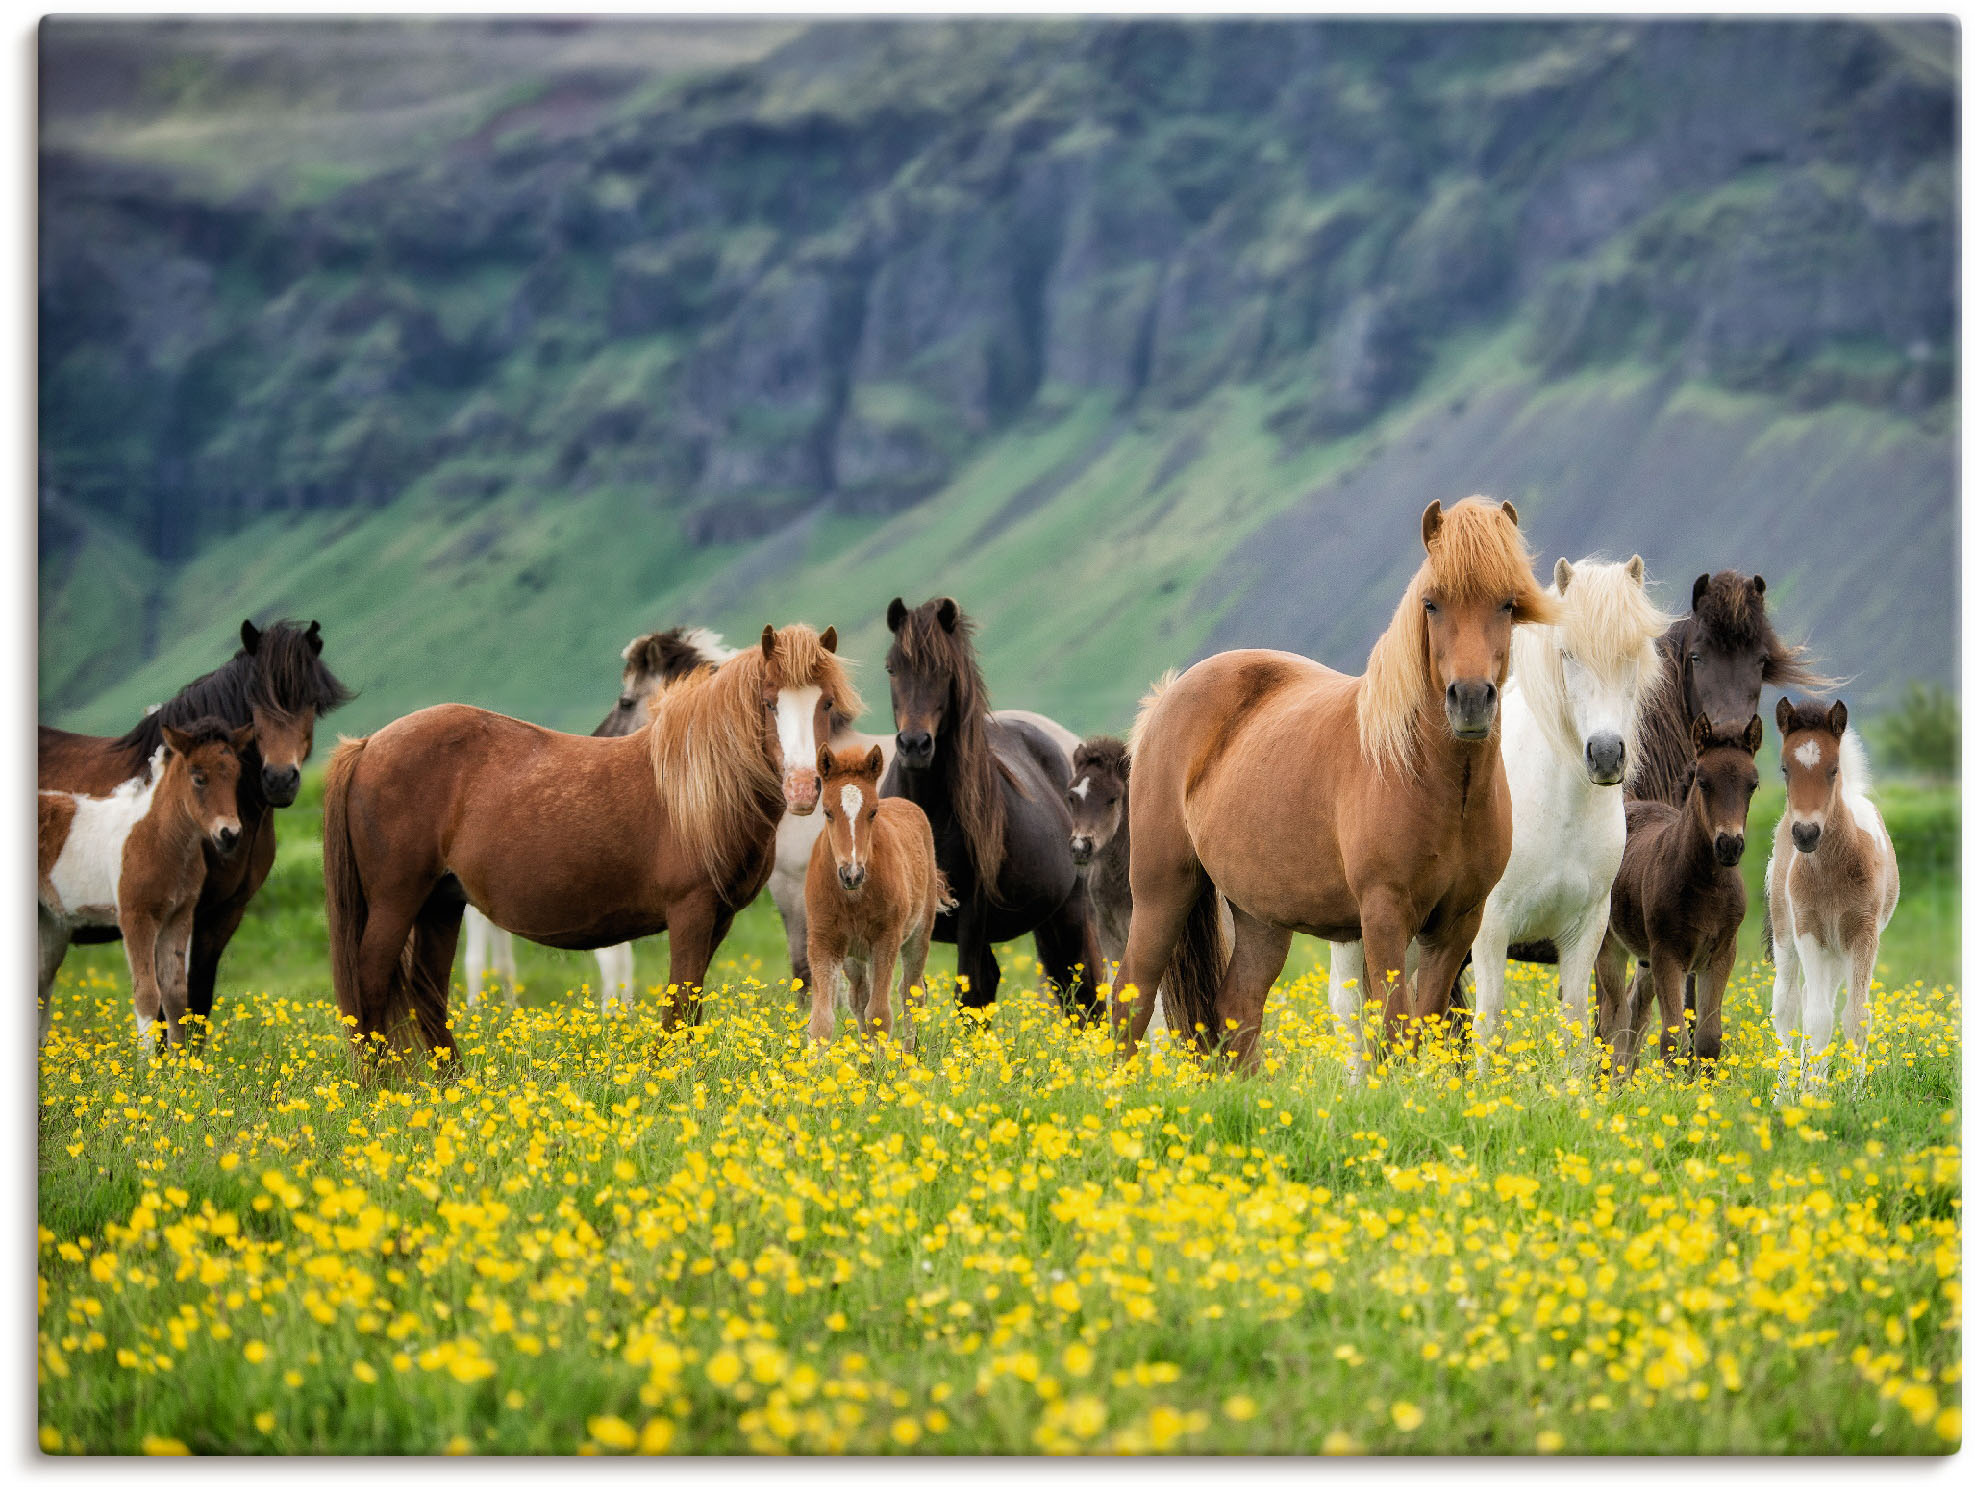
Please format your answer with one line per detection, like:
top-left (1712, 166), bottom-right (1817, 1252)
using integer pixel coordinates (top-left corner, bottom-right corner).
top-left (115, 620), bottom-right (354, 770)
top-left (1074, 735), bottom-right (1131, 780)
top-left (163, 715), bottom-right (245, 753)
top-left (889, 599), bottom-right (1010, 894)
top-left (1632, 571), bottom-right (1826, 804)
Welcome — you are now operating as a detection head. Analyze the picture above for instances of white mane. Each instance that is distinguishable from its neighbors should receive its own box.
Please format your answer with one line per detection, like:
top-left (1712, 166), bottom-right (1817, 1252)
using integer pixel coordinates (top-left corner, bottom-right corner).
top-left (1509, 557), bottom-right (1671, 780)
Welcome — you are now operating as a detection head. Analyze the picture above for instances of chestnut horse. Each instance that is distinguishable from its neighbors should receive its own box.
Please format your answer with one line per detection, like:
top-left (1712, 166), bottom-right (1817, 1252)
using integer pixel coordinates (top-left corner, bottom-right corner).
top-left (38, 619), bottom-right (352, 1034)
top-left (1598, 713), bottom-right (1762, 1076)
top-left (39, 720), bottom-right (254, 1048)
top-left (323, 624), bottom-right (856, 1059)
top-left (882, 596), bottom-right (1103, 1018)
top-left (1116, 497), bottom-right (1558, 1073)
top-left (804, 743), bottom-right (953, 1048)
top-left (1766, 697), bottom-right (1899, 1092)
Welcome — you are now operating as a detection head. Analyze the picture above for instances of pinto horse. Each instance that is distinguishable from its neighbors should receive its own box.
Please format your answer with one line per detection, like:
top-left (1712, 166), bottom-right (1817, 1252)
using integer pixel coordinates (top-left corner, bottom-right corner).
top-left (323, 624), bottom-right (856, 1059)
top-left (1117, 497), bottom-right (1558, 1073)
top-left (38, 619), bottom-right (352, 1033)
top-left (882, 596), bottom-right (1103, 1017)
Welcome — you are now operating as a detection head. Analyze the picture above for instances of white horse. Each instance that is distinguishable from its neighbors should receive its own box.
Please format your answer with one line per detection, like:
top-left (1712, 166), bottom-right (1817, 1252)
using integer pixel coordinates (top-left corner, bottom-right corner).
top-left (1766, 697), bottom-right (1899, 1094)
top-left (1327, 556), bottom-right (1669, 1077)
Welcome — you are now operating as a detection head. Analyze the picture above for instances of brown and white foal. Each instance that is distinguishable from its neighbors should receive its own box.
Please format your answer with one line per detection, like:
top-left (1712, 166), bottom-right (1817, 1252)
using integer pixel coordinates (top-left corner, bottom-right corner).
top-left (1766, 697), bottom-right (1899, 1091)
top-left (38, 720), bottom-right (254, 1049)
top-left (1597, 713), bottom-right (1761, 1076)
top-left (805, 743), bottom-right (952, 1049)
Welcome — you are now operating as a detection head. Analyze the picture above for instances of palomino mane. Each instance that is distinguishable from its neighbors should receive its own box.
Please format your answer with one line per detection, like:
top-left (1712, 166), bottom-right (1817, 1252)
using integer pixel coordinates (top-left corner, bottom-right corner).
top-left (115, 620), bottom-right (352, 771)
top-left (645, 623), bottom-right (860, 892)
top-left (1128, 670), bottom-right (1179, 755)
top-left (1359, 498), bottom-right (1558, 777)
top-left (891, 599), bottom-right (1009, 891)
top-left (1512, 559), bottom-right (1671, 779)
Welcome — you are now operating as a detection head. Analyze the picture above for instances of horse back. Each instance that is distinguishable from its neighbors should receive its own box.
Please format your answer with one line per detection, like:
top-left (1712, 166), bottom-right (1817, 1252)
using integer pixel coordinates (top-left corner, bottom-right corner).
top-left (39, 725), bottom-right (144, 797)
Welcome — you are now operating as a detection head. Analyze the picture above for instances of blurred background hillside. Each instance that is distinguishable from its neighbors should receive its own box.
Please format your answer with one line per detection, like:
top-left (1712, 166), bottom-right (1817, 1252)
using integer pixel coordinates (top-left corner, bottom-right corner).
top-left (39, 16), bottom-right (1957, 744)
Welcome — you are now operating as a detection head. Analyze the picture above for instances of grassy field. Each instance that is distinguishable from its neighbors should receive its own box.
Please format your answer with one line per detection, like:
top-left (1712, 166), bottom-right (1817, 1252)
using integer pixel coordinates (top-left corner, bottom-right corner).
top-left (36, 774), bottom-right (1961, 1455)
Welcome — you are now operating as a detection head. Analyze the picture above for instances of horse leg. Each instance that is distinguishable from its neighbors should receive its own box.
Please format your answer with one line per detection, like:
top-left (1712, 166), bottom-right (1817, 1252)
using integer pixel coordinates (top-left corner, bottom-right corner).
top-left (495, 927), bottom-right (519, 1009)
top-left (1842, 929), bottom-right (1878, 1084)
top-left (37, 907), bottom-right (69, 1046)
top-left (462, 908), bottom-right (488, 1007)
top-left (1593, 929), bottom-right (1630, 1054)
top-left (596, 943), bottom-right (634, 1014)
top-left (1694, 936), bottom-right (1735, 1076)
top-left (1413, 907), bottom-right (1483, 1056)
top-left (1798, 938), bottom-right (1846, 1089)
top-left (1556, 904), bottom-right (1609, 1067)
top-left (155, 904), bottom-right (197, 1050)
top-left (954, 907), bottom-right (1001, 1012)
top-left (845, 957), bottom-right (873, 1029)
top-left (898, 922), bottom-right (933, 1053)
top-left (1327, 940), bottom-right (1370, 1085)
top-left (865, 935), bottom-right (904, 1042)
top-left (806, 946), bottom-right (842, 1044)
top-left (403, 894), bottom-right (464, 1065)
top-left (661, 891), bottom-right (733, 1031)
top-left (1114, 855), bottom-right (1203, 1059)
top-left (1218, 903), bottom-right (1292, 1073)
top-left (1648, 948), bottom-right (1689, 1071)
top-left (122, 911), bottom-right (165, 1054)
top-left (1033, 894), bottom-right (1102, 1023)
top-left (1468, 903), bottom-right (1513, 1065)
top-left (1359, 888), bottom-right (1416, 1058)
top-left (353, 894), bottom-right (423, 1062)
top-left (1769, 914), bottom-right (1806, 1099)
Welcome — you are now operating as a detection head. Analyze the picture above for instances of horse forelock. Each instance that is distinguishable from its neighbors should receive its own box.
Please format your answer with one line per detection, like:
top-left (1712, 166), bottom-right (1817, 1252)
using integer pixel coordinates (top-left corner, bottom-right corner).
top-left (246, 620), bottom-right (355, 720)
top-left (1516, 559), bottom-right (1673, 772)
top-left (1075, 735), bottom-right (1130, 782)
top-left (1360, 498), bottom-right (1554, 777)
top-left (889, 600), bottom-right (1006, 892)
top-left (767, 623), bottom-right (864, 723)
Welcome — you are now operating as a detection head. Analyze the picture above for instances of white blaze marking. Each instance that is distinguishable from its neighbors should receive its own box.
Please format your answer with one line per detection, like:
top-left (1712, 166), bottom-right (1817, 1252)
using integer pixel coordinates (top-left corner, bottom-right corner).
top-left (840, 783), bottom-right (864, 857)
top-left (45, 748), bottom-right (166, 925)
top-left (1793, 740), bottom-right (1821, 769)
top-left (775, 686), bottom-right (822, 774)
top-left (1071, 777), bottom-right (1090, 799)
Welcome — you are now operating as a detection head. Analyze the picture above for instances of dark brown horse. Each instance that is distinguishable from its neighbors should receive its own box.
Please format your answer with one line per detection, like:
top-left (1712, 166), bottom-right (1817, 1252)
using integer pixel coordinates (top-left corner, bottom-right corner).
top-left (882, 597), bottom-right (1103, 1018)
top-left (38, 619), bottom-right (352, 1032)
top-left (1117, 497), bottom-right (1558, 1074)
top-left (1598, 713), bottom-right (1762, 1076)
top-left (323, 624), bottom-right (856, 1060)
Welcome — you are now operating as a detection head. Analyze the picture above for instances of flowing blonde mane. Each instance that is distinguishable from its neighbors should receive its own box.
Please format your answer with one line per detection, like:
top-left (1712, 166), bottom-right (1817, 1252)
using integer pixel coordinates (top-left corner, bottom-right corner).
top-left (646, 623), bottom-right (862, 891)
top-left (1513, 558), bottom-right (1672, 778)
top-left (1359, 497), bottom-right (1559, 777)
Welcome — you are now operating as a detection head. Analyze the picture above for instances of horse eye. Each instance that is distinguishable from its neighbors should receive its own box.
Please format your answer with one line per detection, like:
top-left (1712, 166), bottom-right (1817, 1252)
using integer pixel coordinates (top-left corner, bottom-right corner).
top-left (618, 696), bottom-right (635, 710)
top-left (1500, 599), bottom-right (1515, 614)
top-left (1422, 599), bottom-right (1439, 615)
top-left (192, 771), bottom-right (206, 788)
top-left (1689, 651), bottom-right (1702, 664)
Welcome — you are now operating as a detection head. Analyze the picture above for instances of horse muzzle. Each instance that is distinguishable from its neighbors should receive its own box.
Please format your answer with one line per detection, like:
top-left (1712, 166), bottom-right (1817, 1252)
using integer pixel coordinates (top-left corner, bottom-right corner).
top-left (1445, 681), bottom-right (1498, 741)
top-left (1584, 732), bottom-right (1626, 786)
top-left (1069, 834), bottom-right (1094, 868)
top-left (784, 770), bottom-right (821, 815)
top-left (895, 730), bottom-right (934, 769)
top-left (212, 821), bottom-right (242, 853)
top-left (837, 864), bottom-right (867, 892)
top-left (262, 765), bottom-right (301, 807)
top-left (1714, 832), bottom-right (1745, 867)
top-left (1791, 821), bottom-right (1823, 853)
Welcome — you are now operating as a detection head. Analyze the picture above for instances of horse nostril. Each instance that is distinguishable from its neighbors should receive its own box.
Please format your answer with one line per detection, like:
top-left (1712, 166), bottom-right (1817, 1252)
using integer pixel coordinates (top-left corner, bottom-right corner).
top-left (1483, 683), bottom-right (1498, 707)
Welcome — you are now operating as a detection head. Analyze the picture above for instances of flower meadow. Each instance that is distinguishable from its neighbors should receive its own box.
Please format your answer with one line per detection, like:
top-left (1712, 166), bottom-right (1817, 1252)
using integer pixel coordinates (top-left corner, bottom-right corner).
top-left (37, 938), bottom-right (1961, 1456)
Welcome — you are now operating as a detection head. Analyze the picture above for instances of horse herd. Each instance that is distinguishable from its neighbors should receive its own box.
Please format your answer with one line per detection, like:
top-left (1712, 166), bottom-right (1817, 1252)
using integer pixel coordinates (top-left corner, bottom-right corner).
top-left (37, 497), bottom-right (1898, 1095)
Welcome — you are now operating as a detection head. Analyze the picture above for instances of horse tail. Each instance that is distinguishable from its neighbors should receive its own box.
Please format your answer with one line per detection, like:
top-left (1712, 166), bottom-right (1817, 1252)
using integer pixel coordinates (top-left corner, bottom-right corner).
top-left (932, 868), bottom-right (958, 915)
top-left (322, 737), bottom-right (372, 1035)
top-left (1161, 875), bottom-right (1229, 1055)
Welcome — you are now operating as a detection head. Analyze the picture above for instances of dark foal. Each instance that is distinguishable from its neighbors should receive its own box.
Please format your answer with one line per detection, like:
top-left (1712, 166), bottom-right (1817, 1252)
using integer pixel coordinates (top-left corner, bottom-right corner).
top-left (1599, 713), bottom-right (1762, 1076)
top-left (1067, 736), bottom-right (1132, 976)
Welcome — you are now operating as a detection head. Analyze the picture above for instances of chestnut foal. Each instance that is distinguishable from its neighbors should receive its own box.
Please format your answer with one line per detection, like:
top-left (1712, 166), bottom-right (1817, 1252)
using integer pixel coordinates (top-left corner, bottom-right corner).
top-left (1597, 714), bottom-right (1761, 1076)
top-left (38, 720), bottom-right (254, 1049)
top-left (805, 743), bottom-right (953, 1049)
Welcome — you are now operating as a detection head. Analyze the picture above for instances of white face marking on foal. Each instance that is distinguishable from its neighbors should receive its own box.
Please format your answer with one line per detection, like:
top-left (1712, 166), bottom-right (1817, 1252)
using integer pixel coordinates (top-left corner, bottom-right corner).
top-left (839, 783), bottom-right (864, 859)
top-left (1793, 740), bottom-right (1822, 769)
top-left (1071, 777), bottom-right (1090, 799)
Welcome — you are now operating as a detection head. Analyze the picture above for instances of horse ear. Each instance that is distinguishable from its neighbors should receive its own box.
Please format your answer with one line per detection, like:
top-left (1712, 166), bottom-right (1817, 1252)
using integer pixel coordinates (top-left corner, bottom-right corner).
top-left (1742, 715), bottom-right (1763, 753)
top-left (1828, 699), bottom-right (1847, 737)
top-left (240, 620), bottom-right (261, 655)
top-left (760, 625), bottom-right (777, 661)
top-left (1751, 574), bottom-right (1766, 598)
top-left (1420, 500), bottom-right (1444, 550)
top-left (1692, 573), bottom-right (1710, 610)
top-left (886, 598), bottom-right (908, 633)
top-left (161, 726), bottom-right (192, 758)
top-left (1553, 557), bottom-right (1573, 593)
top-left (818, 625), bottom-right (838, 654)
top-left (1690, 713), bottom-right (1714, 751)
top-left (1501, 499), bottom-right (1519, 528)
top-left (230, 724), bottom-right (257, 753)
top-left (935, 598), bottom-right (959, 633)
top-left (1625, 554), bottom-right (1645, 584)
top-left (863, 744), bottom-right (885, 775)
top-left (1775, 696), bottom-right (1795, 736)
top-left (1072, 743), bottom-right (1090, 770)
top-left (817, 744), bottom-right (835, 779)
top-left (305, 620), bottom-right (323, 654)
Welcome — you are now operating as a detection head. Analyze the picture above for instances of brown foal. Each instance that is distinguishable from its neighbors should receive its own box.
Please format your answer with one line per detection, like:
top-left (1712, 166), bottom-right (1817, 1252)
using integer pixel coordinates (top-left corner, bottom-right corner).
top-left (805, 744), bottom-right (952, 1049)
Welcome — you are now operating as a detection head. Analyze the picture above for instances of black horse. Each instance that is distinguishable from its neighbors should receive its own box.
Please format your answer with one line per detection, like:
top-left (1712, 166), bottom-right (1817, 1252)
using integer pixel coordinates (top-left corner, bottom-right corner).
top-left (880, 596), bottom-right (1102, 1017)
top-left (39, 619), bottom-right (354, 1032)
